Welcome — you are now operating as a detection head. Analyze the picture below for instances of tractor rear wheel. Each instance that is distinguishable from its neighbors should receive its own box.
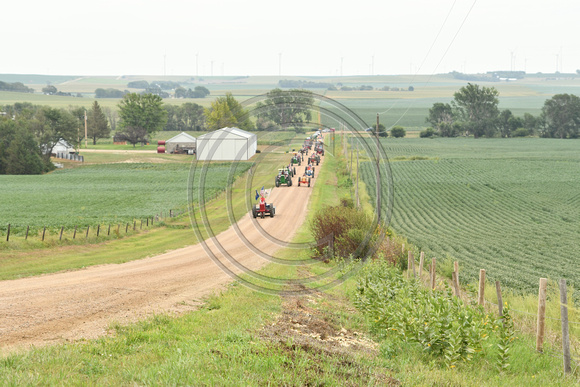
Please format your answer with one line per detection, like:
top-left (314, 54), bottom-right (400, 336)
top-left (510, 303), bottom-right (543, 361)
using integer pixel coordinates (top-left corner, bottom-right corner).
top-left (261, 211), bottom-right (265, 218)
top-left (308, 178), bottom-right (311, 187)
top-left (275, 178), bottom-right (280, 187)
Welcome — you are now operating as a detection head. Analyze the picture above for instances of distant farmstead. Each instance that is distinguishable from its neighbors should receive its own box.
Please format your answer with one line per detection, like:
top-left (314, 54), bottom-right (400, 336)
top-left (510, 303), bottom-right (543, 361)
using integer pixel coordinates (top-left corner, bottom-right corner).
top-left (196, 127), bottom-right (257, 161)
top-left (165, 132), bottom-right (197, 154)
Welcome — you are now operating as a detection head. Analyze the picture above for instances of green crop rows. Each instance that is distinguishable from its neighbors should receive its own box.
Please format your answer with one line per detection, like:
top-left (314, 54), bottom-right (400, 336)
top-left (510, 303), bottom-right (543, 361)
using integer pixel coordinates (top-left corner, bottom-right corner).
top-left (0, 162), bottom-right (250, 235)
top-left (360, 138), bottom-right (580, 294)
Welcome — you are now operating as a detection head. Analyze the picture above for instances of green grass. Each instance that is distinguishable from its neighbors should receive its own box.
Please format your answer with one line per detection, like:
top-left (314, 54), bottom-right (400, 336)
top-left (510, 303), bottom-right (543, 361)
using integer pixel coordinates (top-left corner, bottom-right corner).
top-left (359, 137), bottom-right (580, 294)
top-left (0, 163), bottom-right (251, 236)
top-left (1, 138), bottom-right (577, 385)
top-left (0, 147), bottom-right (296, 278)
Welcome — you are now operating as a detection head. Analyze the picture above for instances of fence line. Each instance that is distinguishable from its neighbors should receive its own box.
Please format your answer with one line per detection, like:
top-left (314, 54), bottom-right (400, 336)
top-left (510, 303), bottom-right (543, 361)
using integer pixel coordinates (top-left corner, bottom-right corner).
top-left (406, 250), bottom-right (579, 375)
top-left (0, 207), bottom-right (188, 244)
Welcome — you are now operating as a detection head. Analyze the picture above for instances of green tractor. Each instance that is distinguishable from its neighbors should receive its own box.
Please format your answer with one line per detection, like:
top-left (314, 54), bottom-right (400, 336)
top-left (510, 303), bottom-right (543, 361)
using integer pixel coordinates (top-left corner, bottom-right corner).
top-left (290, 153), bottom-right (302, 166)
top-left (275, 169), bottom-right (292, 187)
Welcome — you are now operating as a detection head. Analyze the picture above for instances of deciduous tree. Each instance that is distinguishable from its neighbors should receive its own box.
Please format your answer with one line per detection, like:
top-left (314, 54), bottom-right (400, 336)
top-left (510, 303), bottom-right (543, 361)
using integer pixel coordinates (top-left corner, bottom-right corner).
top-left (255, 89), bottom-right (314, 130)
top-left (452, 83), bottom-right (499, 138)
top-left (205, 93), bottom-right (253, 130)
top-left (541, 93), bottom-right (580, 138)
top-left (118, 93), bottom-right (167, 145)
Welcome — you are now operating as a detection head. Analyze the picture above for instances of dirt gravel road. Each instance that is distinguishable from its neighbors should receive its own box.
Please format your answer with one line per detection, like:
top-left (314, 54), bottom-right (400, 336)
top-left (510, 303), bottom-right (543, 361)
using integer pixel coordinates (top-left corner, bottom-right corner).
top-left (0, 157), bottom-right (322, 353)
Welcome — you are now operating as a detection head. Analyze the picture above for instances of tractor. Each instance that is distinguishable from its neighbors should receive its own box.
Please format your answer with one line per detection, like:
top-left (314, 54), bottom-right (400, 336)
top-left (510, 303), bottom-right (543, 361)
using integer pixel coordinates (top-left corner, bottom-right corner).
top-left (252, 196), bottom-right (275, 218)
top-left (297, 174), bottom-right (311, 187)
top-left (275, 168), bottom-right (292, 187)
top-left (284, 164), bottom-right (296, 177)
top-left (315, 143), bottom-right (324, 156)
top-left (304, 164), bottom-right (315, 178)
top-left (290, 153), bottom-right (302, 166)
top-left (308, 153), bottom-right (320, 166)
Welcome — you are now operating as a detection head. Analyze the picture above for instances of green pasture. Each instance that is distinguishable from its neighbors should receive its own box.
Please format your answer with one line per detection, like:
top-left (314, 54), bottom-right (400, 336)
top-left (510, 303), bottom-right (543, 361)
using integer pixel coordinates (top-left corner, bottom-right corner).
top-left (360, 137), bottom-right (580, 294)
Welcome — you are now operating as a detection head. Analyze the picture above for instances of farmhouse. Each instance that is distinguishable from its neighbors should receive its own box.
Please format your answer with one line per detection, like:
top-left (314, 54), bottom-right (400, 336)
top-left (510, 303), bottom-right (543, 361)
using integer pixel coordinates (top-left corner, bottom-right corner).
top-left (165, 132), bottom-right (196, 154)
top-left (196, 127), bottom-right (257, 161)
top-left (51, 139), bottom-right (75, 156)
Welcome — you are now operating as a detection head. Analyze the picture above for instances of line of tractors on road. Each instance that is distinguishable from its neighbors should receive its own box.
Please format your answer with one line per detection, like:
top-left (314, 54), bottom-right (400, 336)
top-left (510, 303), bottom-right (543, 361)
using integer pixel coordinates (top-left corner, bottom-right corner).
top-left (252, 135), bottom-right (325, 219)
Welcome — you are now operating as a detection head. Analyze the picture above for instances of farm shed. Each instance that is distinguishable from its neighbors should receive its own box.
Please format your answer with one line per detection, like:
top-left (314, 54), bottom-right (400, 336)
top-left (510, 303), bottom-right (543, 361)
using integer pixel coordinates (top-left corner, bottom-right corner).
top-left (51, 139), bottom-right (74, 156)
top-left (165, 132), bottom-right (197, 154)
top-left (196, 127), bottom-right (257, 161)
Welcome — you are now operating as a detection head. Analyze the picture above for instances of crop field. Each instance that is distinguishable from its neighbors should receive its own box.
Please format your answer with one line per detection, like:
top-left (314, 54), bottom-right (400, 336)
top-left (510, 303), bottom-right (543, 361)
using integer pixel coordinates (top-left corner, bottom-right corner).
top-left (0, 162), bottom-right (251, 236)
top-left (360, 138), bottom-right (580, 294)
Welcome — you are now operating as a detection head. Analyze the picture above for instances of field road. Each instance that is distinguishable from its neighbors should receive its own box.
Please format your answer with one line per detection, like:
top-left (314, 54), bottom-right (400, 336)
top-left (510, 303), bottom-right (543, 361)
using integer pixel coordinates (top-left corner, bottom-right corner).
top-left (80, 148), bottom-right (154, 154)
top-left (0, 154), bottom-right (323, 353)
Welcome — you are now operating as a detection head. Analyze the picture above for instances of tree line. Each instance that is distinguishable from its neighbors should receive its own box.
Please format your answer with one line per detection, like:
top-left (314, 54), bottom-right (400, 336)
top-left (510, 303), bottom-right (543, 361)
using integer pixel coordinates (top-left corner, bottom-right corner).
top-left (425, 83), bottom-right (580, 139)
top-left (0, 101), bottom-right (112, 174)
top-left (1, 89), bottom-right (318, 174)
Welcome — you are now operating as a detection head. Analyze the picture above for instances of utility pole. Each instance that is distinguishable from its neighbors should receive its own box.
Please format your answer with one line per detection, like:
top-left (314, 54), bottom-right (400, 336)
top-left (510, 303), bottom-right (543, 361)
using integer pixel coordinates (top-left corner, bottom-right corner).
top-left (84, 110), bottom-right (88, 148)
top-left (376, 113), bottom-right (381, 222)
top-left (356, 143), bottom-right (360, 208)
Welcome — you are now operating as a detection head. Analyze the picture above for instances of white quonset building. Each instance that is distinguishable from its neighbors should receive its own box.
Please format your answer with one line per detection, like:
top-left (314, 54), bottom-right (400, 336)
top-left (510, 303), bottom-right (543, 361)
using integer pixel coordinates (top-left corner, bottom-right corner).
top-left (196, 127), bottom-right (257, 161)
top-left (165, 132), bottom-right (196, 154)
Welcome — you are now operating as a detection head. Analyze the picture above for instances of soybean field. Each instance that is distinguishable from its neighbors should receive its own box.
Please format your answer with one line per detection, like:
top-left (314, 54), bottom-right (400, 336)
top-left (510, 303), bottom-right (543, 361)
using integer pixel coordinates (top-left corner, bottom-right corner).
top-left (361, 138), bottom-right (580, 294)
top-left (0, 162), bottom-right (251, 236)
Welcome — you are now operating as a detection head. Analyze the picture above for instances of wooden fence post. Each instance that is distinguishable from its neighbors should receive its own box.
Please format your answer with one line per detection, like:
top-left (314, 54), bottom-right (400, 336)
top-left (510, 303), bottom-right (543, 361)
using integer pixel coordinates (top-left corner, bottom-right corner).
top-left (453, 261), bottom-right (460, 294)
top-left (86, 226), bottom-right (90, 238)
top-left (496, 281), bottom-right (503, 323)
top-left (6, 224), bottom-right (10, 242)
top-left (536, 278), bottom-right (548, 352)
top-left (126, 223), bottom-right (129, 233)
top-left (418, 252), bottom-right (425, 280)
top-left (407, 252), bottom-right (412, 279)
top-left (430, 257), bottom-right (436, 290)
top-left (478, 269), bottom-right (486, 306)
top-left (140, 220), bottom-right (143, 229)
top-left (147, 218), bottom-right (149, 227)
top-left (42, 227), bottom-right (46, 241)
top-left (117, 224), bottom-right (120, 234)
top-left (133, 221), bottom-right (136, 231)
top-left (25, 225), bottom-right (29, 240)
top-left (559, 279), bottom-right (572, 374)
top-left (97, 225), bottom-right (100, 237)
top-left (59, 226), bottom-right (64, 241)
top-left (107, 224), bottom-right (111, 236)
top-left (409, 251), bottom-right (416, 278)
top-left (452, 272), bottom-right (460, 297)
top-left (73, 225), bottom-right (77, 239)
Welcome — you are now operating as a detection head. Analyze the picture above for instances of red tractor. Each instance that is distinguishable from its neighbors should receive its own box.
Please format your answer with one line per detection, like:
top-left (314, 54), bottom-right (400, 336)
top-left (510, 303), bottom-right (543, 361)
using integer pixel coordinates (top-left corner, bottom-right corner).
top-left (252, 196), bottom-right (275, 218)
top-left (308, 153), bottom-right (320, 166)
top-left (297, 174), bottom-right (311, 187)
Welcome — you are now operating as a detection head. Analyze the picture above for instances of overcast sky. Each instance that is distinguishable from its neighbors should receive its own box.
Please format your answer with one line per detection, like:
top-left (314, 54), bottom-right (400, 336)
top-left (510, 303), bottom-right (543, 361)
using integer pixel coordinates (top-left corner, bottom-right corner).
top-left (2, 0), bottom-right (578, 77)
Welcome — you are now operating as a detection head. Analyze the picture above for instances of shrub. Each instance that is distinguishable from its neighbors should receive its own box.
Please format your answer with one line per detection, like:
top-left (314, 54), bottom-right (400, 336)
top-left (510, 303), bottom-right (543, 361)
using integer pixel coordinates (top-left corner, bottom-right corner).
top-left (353, 260), bottom-right (514, 368)
top-left (512, 127), bottom-right (530, 137)
top-left (419, 127), bottom-right (435, 138)
top-left (390, 126), bottom-right (406, 138)
top-left (310, 202), bottom-right (377, 260)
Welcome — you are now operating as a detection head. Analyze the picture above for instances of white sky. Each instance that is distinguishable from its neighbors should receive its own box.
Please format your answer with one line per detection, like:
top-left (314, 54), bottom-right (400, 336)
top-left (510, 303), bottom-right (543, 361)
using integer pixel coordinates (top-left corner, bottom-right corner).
top-left (2, 0), bottom-right (579, 76)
